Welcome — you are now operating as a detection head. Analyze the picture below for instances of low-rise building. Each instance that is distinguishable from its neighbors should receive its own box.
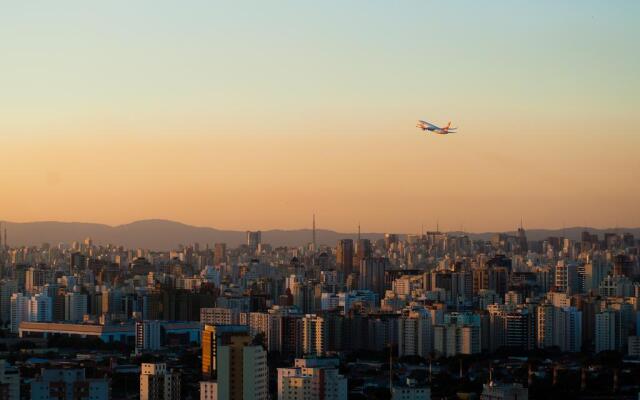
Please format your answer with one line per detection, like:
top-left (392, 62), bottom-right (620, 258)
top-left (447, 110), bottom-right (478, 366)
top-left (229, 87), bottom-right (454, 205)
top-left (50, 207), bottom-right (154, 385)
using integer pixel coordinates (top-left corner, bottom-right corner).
top-left (278, 358), bottom-right (347, 400)
top-left (140, 363), bottom-right (181, 400)
top-left (31, 368), bottom-right (109, 400)
top-left (480, 382), bottom-right (528, 400)
top-left (0, 360), bottom-right (19, 400)
top-left (391, 378), bottom-right (431, 400)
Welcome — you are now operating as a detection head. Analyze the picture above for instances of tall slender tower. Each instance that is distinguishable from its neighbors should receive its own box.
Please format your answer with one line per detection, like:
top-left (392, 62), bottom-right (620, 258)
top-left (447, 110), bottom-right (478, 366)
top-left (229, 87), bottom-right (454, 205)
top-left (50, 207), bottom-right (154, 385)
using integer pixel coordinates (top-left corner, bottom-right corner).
top-left (312, 214), bottom-right (316, 252)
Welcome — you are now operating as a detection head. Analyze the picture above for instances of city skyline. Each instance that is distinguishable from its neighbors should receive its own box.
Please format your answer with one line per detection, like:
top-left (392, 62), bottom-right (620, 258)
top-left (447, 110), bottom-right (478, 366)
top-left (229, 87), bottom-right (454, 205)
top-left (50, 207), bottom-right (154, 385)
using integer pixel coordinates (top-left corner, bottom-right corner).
top-left (2, 220), bottom-right (639, 399)
top-left (2, 217), bottom-right (640, 237)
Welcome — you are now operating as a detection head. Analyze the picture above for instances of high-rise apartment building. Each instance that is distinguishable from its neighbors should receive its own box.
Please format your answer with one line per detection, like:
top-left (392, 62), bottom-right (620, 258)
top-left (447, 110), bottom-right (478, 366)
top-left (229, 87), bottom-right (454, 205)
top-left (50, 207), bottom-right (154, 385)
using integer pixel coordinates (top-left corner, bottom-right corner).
top-left (536, 303), bottom-right (554, 349)
top-left (302, 314), bottom-right (326, 356)
top-left (277, 358), bottom-right (347, 400)
top-left (136, 320), bottom-right (163, 352)
top-left (25, 267), bottom-right (48, 294)
top-left (201, 307), bottom-right (241, 326)
top-left (64, 291), bottom-right (87, 322)
top-left (215, 334), bottom-right (268, 400)
top-left (140, 363), bottom-right (181, 400)
top-left (0, 280), bottom-right (17, 325)
top-left (583, 260), bottom-right (610, 294)
top-left (9, 293), bottom-right (28, 333)
top-left (398, 309), bottom-right (433, 358)
top-left (595, 309), bottom-right (622, 353)
top-left (555, 261), bottom-right (580, 294)
top-left (202, 324), bottom-right (249, 379)
top-left (10, 293), bottom-right (52, 333)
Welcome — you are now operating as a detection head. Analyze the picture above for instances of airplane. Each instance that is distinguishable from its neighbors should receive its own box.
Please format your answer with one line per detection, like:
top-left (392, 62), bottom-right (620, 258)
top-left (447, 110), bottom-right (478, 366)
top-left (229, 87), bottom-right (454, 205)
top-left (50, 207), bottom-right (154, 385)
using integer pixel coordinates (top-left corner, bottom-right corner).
top-left (416, 120), bottom-right (458, 135)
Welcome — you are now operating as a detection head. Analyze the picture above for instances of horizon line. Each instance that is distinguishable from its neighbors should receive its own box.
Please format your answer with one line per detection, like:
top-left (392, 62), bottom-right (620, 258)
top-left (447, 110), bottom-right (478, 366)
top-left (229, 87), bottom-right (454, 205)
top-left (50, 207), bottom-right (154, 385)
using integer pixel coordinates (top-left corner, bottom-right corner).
top-left (0, 218), bottom-right (637, 235)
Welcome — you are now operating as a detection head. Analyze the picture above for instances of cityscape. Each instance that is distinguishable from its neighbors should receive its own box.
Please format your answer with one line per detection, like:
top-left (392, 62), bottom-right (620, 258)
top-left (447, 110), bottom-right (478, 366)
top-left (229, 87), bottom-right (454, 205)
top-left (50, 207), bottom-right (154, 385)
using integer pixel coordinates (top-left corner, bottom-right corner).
top-left (2, 1), bottom-right (639, 400)
top-left (0, 222), bottom-right (639, 399)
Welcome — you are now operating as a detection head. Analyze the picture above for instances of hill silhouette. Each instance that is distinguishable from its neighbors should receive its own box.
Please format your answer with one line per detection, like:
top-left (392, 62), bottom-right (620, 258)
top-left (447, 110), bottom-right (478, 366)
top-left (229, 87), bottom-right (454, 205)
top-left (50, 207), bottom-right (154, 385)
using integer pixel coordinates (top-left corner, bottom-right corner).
top-left (1, 220), bottom-right (637, 250)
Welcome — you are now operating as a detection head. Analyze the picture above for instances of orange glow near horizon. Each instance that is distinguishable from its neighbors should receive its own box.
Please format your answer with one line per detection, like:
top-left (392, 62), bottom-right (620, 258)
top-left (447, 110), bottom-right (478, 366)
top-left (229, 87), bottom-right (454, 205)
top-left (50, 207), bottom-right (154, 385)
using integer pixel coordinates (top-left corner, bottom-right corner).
top-left (1, 130), bottom-right (638, 233)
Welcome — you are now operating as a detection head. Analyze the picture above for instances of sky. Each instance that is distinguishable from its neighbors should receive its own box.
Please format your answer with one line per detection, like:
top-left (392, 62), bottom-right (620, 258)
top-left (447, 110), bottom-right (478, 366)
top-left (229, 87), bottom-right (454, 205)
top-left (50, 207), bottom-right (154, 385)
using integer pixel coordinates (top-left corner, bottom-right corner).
top-left (1, 1), bottom-right (639, 233)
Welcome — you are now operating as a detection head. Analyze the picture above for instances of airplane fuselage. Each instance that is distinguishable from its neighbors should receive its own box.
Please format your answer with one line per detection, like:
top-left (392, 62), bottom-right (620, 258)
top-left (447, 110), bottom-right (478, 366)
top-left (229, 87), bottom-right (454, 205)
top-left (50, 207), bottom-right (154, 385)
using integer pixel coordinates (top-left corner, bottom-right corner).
top-left (417, 120), bottom-right (456, 135)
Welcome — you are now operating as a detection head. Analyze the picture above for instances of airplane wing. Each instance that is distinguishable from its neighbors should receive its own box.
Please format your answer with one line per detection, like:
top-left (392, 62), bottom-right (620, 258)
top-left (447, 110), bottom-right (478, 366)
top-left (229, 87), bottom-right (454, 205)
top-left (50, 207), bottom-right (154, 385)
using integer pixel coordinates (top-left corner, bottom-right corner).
top-left (419, 120), bottom-right (441, 129)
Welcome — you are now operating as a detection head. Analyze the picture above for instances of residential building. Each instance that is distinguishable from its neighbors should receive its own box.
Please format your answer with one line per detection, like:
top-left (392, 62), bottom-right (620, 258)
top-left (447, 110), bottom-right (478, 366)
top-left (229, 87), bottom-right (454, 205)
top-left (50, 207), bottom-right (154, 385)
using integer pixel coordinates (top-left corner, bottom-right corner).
top-left (140, 363), bottom-right (181, 400)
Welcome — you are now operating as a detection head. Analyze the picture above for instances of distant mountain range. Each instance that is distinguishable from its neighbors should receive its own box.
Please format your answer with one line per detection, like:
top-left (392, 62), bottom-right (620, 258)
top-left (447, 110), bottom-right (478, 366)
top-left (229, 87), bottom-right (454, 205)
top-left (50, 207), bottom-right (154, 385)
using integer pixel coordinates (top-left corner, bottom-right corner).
top-left (0, 220), bottom-right (638, 250)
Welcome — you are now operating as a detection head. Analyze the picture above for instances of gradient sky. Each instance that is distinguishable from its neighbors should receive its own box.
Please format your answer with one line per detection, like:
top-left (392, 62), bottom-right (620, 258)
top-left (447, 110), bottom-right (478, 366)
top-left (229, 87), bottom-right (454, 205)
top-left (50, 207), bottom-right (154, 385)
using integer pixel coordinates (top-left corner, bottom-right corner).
top-left (1, 1), bottom-right (639, 233)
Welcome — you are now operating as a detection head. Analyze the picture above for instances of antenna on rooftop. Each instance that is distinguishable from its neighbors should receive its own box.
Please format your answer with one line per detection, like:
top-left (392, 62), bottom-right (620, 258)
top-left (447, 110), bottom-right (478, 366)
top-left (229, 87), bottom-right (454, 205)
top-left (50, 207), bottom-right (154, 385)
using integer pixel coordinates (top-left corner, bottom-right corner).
top-left (389, 344), bottom-right (393, 393)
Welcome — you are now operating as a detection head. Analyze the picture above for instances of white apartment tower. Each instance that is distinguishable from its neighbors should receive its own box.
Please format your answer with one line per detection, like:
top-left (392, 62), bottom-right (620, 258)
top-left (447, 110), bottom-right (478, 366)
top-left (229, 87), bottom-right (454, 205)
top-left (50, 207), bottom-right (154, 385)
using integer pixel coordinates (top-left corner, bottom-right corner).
top-left (398, 309), bottom-right (433, 358)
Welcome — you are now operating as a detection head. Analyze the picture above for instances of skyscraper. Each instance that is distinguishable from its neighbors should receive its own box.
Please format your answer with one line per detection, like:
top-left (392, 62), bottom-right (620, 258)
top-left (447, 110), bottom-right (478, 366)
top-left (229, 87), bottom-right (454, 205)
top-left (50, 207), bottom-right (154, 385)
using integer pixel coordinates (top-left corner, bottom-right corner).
top-left (516, 220), bottom-right (528, 254)
top-left (354, 238), bottom-right (372, 267)
top-left (336, 239), bottom-right (354, 277)
top-left (214, 243), bottom-right (227, 265)
top-left (246, 231), bottom-right (262, 253)
top-left (358, 257), bottom-right (387, 297)
top-left (384, 233), bottom-right (398, 250)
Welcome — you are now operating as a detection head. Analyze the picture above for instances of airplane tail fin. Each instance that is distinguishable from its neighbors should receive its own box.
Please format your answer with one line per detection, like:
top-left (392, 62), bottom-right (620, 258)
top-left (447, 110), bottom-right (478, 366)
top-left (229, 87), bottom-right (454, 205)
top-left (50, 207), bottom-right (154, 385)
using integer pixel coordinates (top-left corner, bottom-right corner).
top-left (445, 121), bottom-right (451, 131)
